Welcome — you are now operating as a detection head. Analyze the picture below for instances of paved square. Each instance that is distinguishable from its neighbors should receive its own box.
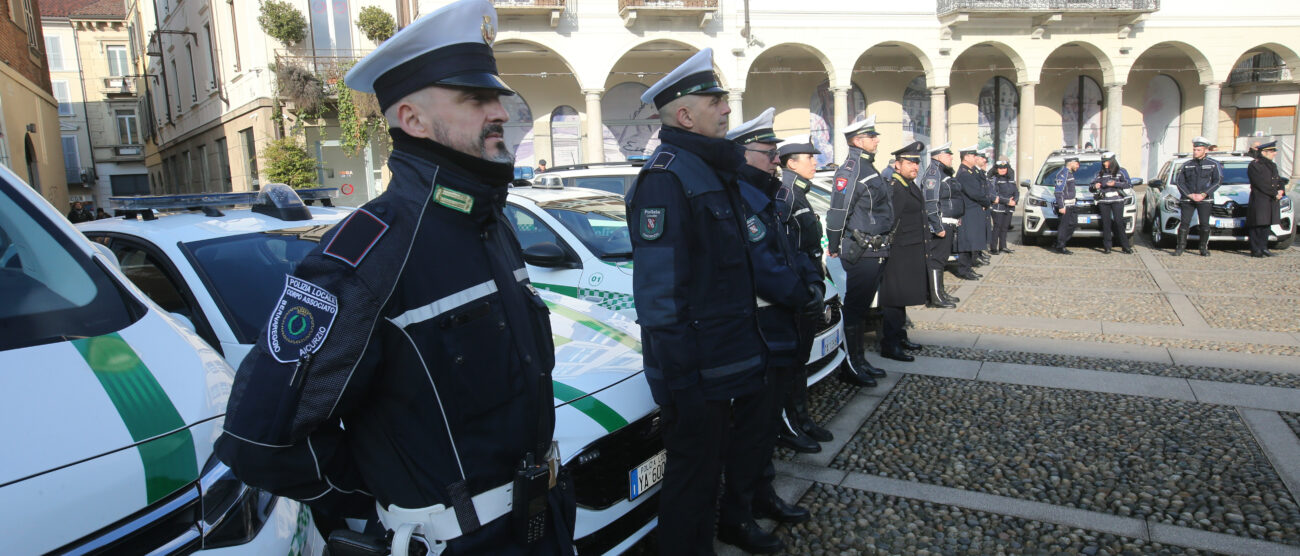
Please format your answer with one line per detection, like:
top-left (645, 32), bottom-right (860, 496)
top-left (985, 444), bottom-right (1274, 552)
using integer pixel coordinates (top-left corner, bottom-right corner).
top-left (981, 266), bottom-right (1158, 291)
top-left (1169, 270), bottom-right (1300, 298)
top-left (1192, 295), bottom-right (1300, 332)
top-left (956, 287), bottom-right (1179, 325)
top-left (999, 247), bottom-right (1146, 269)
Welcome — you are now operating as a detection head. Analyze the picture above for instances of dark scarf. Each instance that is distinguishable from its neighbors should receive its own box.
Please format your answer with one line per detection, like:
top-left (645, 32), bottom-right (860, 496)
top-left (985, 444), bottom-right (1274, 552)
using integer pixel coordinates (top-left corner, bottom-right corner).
top-left (658, 125), bottom-right (745, 183)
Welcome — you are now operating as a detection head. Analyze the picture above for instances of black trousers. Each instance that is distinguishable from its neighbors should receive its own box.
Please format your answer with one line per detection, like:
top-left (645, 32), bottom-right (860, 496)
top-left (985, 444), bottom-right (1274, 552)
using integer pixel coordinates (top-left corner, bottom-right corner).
top-left (880, 306), bottom-right (908, 350)
top-left (956, 251), bottom-right (975, 275)
top-left (990, 210), bottom-right (1012, 251)
top-left (1097, 202), bottom-right (1130, 249)
top-left (720, 366), bottom-right (780, 527)
top-left (1249, 226), bottom-right (1271, 254)
top-left (659, 392), bottom-right (731, 556)
top-left (1054, 206), bottom-right (1077, 249)
top-left (926, 223), bottom-right (955, 272)
top-left (841, 255), bottom-right (884, 327)
top-left (1178, 200), bottom-right (1212, 232)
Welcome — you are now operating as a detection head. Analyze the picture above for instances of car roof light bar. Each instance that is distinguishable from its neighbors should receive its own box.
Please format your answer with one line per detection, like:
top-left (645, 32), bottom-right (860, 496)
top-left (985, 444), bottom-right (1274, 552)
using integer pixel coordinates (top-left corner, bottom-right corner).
top-left (109, 185), bottom-right (338, 221)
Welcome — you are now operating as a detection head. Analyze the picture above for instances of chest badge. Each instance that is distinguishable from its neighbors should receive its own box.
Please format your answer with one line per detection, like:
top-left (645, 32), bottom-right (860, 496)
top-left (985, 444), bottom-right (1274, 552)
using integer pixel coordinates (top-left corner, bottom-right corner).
top-left (434, 185), bottom-right (475, 214)
top-left (746, 215), bottom-right (766, 242)
top-left (640, 207), bottom-right (665, 240)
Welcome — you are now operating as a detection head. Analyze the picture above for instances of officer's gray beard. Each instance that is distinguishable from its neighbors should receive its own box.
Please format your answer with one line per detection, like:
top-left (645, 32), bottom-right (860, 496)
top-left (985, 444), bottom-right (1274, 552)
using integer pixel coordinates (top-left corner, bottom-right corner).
top-left (480, 123), bottom-right (513, 164)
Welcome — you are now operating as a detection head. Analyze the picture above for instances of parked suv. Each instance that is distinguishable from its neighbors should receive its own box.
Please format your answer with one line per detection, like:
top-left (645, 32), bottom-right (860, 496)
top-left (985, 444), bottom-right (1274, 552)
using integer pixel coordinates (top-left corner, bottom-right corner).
top-left (1020, 149), bottom-right (1140, 246)
top-left (1142, 152), bottom-right (1294, 249)
top-left (531, 159), bottom-right (646, 195)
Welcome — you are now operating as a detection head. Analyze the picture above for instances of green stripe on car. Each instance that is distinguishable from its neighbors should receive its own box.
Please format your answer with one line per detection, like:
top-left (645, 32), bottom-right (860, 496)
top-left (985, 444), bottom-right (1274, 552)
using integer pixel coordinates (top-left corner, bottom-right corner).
top-left (552, 381), bottom-right (629, 433)
top-left (72, 333), bottom-right (199, 504)
top-left (543, 301), bottom-right (641, 353)
top-left (535, 283), bottom-right (579, 298)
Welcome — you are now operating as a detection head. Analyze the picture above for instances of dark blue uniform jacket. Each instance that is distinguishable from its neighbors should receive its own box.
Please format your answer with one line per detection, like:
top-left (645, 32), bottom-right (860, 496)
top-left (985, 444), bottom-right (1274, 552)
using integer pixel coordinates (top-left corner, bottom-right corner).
top-left (827, 148), bottom-right (894, 258)
top-left (216, 132), bottom-right (556, 530)
top-left (922, 159), bottom-right (962, 233)
top-left (1176, 156), bottom-right (1223, 199)
top-left (626, 126), bottom-right (766, 404)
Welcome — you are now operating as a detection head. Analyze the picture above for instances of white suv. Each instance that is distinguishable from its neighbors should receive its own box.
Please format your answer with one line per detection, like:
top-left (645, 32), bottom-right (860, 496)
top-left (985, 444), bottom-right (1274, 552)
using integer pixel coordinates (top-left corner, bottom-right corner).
top-left (1020, 149), bottom-right (1140, 246)
top-left (1142, 152), bottom-right (1294, 249)
top-left (530, 160), bottom-right (646, 195)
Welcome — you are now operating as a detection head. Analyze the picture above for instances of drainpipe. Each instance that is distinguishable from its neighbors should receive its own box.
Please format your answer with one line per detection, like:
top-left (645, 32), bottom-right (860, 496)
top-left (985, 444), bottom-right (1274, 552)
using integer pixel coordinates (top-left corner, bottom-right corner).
top-left (70, 19), bottom-right (99, 205)
top-left (741, 0), bottom-right (750, 43)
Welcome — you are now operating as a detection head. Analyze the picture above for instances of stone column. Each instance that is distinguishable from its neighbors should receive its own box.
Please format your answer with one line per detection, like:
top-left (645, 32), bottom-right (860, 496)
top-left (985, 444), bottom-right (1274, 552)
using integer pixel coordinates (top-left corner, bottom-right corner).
top-left (583, 89), bottom-right (605, 164)
top-left (832, 86), bottom-right (849, 162)
top-left (1105, 82), bottom-right (1124, 153)
top-left (1017, 82), bottom-right (1037, 179)
top-left (728, 89), bottom-right (744, 129)
top-left (1201, 82), bottom-right (1222, 144)
top-left (930, 87), bottom-right (947, 146)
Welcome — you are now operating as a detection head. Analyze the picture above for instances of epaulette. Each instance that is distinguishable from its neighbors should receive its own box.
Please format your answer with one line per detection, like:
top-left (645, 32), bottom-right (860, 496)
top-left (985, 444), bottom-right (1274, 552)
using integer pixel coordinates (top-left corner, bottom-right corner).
top-left (323, 208), bottom-right (389, 267)
top-left (648, 152), bottom-right (675, 170)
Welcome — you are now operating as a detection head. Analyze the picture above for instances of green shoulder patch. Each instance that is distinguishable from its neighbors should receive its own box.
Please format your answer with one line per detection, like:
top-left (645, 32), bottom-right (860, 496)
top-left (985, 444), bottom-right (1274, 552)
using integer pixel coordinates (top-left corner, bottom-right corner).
top-left (640, 207), bottom-right (665, 240)
top-left (745, 215), bottom-right (766, 242)
top-left (433, 185), bottom-right (474, 213)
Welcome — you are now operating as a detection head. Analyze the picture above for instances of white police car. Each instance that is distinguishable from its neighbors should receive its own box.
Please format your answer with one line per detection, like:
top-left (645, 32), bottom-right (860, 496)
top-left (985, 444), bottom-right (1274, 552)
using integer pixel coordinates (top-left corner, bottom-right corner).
top-left (0, 174), bottom-right (319, 554)
top-left (529, 160), bottom-right (646, 195)
top-left (77, 185), bottom-right (663, 555)
top-left (1143, 152), bottom-right (1294, 249)
top-left (1020, 150), bottom-right (1140, 245)
top-left (506, 185), bottom-right (847, 385)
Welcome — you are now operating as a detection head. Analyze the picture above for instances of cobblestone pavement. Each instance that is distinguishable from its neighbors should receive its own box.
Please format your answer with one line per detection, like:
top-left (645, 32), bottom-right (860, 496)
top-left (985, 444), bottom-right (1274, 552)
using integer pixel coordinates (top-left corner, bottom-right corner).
top-left (628, 230), bottom-right (1300, 555)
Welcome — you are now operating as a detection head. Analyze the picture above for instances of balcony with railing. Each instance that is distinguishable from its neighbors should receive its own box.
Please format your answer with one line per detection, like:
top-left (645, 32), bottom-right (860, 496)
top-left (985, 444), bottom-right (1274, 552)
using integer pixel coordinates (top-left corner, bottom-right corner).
top-left (101, 77), bottom-right (135, 95)
top-left (618, 0), bottom-right (718, 28)
top-left (937, 0), bottom-right (1159, 15)
top-left (493, 0), bottom-right (566, 26)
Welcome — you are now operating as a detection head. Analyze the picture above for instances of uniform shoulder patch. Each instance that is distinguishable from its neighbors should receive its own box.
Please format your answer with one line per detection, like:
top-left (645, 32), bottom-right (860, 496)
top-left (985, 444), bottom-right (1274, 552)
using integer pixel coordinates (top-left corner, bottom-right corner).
top-left (323, 208), bottom-right (388, 267)
top-left (745, 215), bottom-right (766, 242)
top-left (649, 152), bottom-right (676, 170)
top-left (267, 276), bottom-right (339, 364)
top-left (433, 185), bottom-right (475, 214)
top-left (835, 177), bottom-right (848, 191)
top-left (640, 207), bottom-right (666, 240)
top-left (925, 178), bottom-right (938, 190)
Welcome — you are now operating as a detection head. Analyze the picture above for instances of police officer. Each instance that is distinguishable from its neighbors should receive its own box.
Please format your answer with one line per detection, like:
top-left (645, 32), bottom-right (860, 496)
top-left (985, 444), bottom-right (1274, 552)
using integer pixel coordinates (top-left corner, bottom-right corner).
top-left (1174, 137), bottom-right (1223, 256)
top-left (718, 109), bottom-right (821, 553)
top-left (878, 142), bottom-right (931, 362)
top-left (214, 2), bottom-right (576, 554)
top-left (988, 159), bottom-right (1018, 255)
top-left (1052, 156), bottom-right (1081, 255)
top-left (826, 116), bottom-right (891, 387)
top-left (977, 149), bottom-right (994, 265)
top-left (625, 48), bottom-right (768, 555)
top-left (921, 142), bottom-right (960, 308)
top-left (1090, 152), bottom-right (1133, 254)
top-left (954, 146), bottom-right (988, 277)
top-left (776, 134), bottom-right (835, 446)
top-left (1246, 141), bottom-right (1285, 257)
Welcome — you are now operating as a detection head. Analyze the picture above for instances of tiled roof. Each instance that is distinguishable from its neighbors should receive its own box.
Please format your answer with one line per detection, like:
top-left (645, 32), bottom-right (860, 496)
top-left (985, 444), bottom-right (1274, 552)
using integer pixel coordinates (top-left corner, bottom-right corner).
top-left (41, 0), bottom-right (125, 19)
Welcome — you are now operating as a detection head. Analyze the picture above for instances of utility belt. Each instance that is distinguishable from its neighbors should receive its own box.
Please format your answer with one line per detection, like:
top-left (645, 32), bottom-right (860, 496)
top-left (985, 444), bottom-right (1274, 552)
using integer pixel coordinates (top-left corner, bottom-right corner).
top-left (376, 442), bottom-right (561, 556)
top-left (991, 206), bottom-right (1013, 213)
top-left (851, 228), bottom-right (894, 251)
top-left (941, 217), bottom-right (961, 226)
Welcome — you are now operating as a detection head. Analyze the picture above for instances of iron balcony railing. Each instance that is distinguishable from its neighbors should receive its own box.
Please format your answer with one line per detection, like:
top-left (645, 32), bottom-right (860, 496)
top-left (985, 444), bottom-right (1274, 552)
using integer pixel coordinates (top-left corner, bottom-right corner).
top-left (493, 0), bottom-right (565, 7)
top-left (937, 0), bottom-right (1159, 14)
top-left (275, 50), bottom-right (374, 76)
top-left (618, 0), bottom-right (717, 10)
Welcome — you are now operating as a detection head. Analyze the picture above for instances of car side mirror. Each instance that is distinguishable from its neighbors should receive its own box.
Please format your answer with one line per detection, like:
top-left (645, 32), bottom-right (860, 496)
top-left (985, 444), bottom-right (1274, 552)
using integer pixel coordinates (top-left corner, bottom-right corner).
top-left (1130, 177), bottom-right (1143, 186)
top-left (522, 242), bottom-right (578, 269)
top-left (1148, 179), bottom-right (1163, 189)
top-left (1019, 179), bottom-right (1031, 188)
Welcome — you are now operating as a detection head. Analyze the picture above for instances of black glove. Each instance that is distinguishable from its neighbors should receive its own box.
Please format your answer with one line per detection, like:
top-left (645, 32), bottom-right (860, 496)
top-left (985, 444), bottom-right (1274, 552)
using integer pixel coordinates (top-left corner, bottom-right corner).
top-left (802, 283), bottom-right (825, 314)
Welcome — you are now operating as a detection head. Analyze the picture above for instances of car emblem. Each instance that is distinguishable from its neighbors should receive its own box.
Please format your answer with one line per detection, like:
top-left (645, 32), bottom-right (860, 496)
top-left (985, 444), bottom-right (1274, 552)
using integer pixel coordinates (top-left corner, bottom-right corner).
top-left (1224, 200), bottom-right (1236, 211)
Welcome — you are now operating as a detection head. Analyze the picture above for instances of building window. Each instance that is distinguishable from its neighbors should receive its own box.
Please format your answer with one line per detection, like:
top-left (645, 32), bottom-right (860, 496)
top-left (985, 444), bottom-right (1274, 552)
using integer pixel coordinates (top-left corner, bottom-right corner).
top-left (170, 59), bottom-right (181, 112)
top-left (185, 44), bottom-right (198, 101)
top-left (52, 81), bottom-right (74, 116)
top-left (197, 144), bottom-right (210, 189)
top-left (239, 128), bottom-right (259, 190)
top-left (107, 45), bottom-right (128, 77)
top-left (22, 0), bottom-right (37, 51)
top-left (227, 1), bottom-right (241, 71)
top-left (550, 106), bottom-right (581, 166)
top-left (45, 36), bottom-right (65, 71)
top-left (215, 137), bottom-right (232, 191)
top-left (61, 135), bottom-right (80, 182)
top-left (310, 0), bottom-right (353, 53)
top-left (204, 25), bottom-right (218, 89)
top-left (110, 174), bottom-right (150, 196)
top-left (116, 109), bottom-right (139, 144)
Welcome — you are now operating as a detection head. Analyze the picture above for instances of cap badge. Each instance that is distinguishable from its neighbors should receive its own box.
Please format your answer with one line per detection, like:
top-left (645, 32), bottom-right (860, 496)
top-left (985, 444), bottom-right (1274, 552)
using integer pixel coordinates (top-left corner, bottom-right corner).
top-left (481, 15), bottom-right (495, 45)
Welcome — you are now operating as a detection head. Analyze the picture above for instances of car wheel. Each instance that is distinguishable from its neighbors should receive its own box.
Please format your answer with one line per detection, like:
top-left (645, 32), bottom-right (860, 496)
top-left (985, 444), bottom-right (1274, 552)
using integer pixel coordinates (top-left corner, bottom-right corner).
top-left (1273, 232), bottom-right (1294, 250)
top-left (1150, 216), bottom-right (1172, 248)
top-left (1141, 207), bottom-right (1152, 234)
top-left (1018, 226), bottom-right (1032, 245)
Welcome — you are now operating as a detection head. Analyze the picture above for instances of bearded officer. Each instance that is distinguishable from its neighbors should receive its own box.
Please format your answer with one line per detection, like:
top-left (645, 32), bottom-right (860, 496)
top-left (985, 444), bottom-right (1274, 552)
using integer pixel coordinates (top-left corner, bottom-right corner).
top-left (878, 142), bottom-right (931, 362)
top-left (1246, 141), bottom-right (1285, 257)
top-left (775, 134), bottom-right (835, 446)
top-left (625, 48), bottom-right (767, 555)
top-left (1173, 137), bottom-right (1223, 256)
top-left (920, 142), bottom-right (959, 308)
top-left (953, 145), bottom-right (988, 278)
top-left (717, 108), bottom-right (821, 553)
top-left (215, 2), bottom-right (576, 554)
top-left (826, 116), bottom-right (890, 387)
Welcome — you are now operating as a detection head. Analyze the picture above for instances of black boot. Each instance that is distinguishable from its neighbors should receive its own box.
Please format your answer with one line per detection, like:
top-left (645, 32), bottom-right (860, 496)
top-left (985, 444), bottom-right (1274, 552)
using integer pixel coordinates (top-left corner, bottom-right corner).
top-left (754, 489), bottom-right (811, 524)
top-left (718, 520), bottom-right (784, 554)
top-left (1173, 227), bottom-right (1187, 256)
top-left (899, 338), bottom-right (922, 351)
top-left (838, 322), bottom-right (878, 387)
top-left (881, 343), bottom-right (915, 362)
top-left (1199, 226), bottom-right (1211, 256)
top-left (776, 415), bottom-right (821, 453)
top-left (786, 372), bottom-right (832, 442)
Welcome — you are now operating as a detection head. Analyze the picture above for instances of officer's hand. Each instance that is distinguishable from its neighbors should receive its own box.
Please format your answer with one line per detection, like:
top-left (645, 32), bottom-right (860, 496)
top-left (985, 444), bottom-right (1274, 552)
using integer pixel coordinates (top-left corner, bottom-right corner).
top-left (802, 284), bottom-right (825, 314)
top-left (828, 252), bottom-right (838, 258)
top-left (935, 230), bottom-right (946, 238)
top-left (1008, 199), bottom-right (1016, 207)
top-left (1058, 207), bottom-right (1066, 215)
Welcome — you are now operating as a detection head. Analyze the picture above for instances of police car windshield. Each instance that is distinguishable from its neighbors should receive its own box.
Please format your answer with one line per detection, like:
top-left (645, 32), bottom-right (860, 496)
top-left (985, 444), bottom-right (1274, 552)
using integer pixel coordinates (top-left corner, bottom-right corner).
top-left (0, 189), bottom-right (140, 351)
top-left (181, 225), bottom-right (333, 344)
top-left (538, 197), bottom-right (632, 259)
top-left (1036, 161), bottom-right (1103, 187)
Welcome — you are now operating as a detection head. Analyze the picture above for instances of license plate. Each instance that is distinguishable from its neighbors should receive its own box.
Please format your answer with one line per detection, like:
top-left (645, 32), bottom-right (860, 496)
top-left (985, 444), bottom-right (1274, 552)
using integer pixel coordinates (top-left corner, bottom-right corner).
top-left (1077, 215), bottom-right (1091, 224)
top-left (629, 450), bottom-right (667, 500)
top-left (1215, 218), bottom-right (1241, 229)
top-left (819, 328), bottom-right (841, 358)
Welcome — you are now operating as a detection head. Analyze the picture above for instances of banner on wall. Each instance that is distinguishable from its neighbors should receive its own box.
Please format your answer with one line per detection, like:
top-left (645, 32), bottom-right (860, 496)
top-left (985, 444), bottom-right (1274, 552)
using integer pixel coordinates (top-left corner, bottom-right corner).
top-left (1139, 75), bottom-right (1181, 180)
top-left (902, 76), bottom-right (931, 147)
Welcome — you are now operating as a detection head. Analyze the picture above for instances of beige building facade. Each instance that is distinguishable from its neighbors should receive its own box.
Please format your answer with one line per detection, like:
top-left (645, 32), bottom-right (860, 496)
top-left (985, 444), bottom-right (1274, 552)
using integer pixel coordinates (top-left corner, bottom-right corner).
top-left (1, 0), bottom-right (67, 210)
top-left (455, 0), bottom-right (1300, 182)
